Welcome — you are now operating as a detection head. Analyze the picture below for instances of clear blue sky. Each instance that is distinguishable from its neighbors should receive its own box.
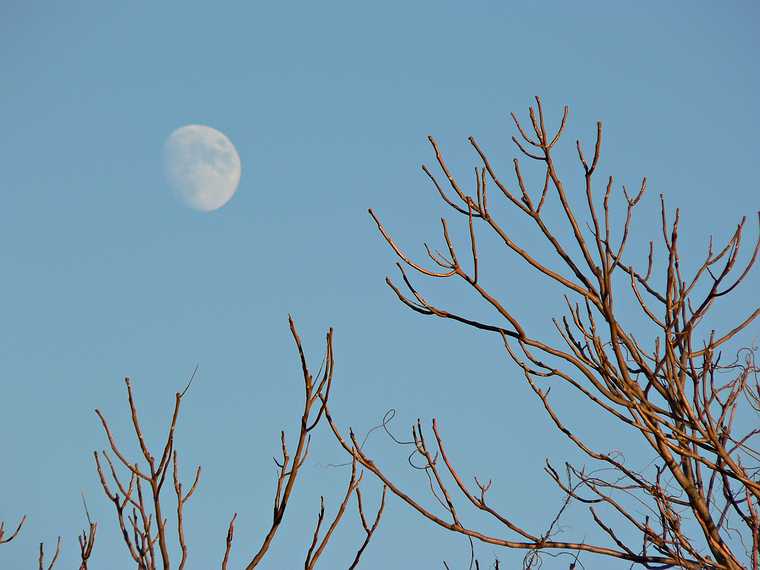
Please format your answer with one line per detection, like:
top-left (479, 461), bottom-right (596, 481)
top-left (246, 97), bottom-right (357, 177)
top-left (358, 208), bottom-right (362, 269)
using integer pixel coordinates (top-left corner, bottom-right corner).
top-left (1, 2), bottom-right (758, 568)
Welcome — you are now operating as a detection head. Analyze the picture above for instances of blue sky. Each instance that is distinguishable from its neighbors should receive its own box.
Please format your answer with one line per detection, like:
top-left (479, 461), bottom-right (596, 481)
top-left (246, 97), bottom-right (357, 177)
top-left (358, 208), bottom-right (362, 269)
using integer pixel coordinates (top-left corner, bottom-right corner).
top-left (1, 1), bottom-right (758, 568)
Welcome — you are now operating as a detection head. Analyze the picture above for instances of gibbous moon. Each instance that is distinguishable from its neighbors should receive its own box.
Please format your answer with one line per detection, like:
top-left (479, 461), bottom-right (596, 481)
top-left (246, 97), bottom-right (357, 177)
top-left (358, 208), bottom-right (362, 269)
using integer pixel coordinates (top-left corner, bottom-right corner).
top-left (163, 125), bottom-right (241, 212)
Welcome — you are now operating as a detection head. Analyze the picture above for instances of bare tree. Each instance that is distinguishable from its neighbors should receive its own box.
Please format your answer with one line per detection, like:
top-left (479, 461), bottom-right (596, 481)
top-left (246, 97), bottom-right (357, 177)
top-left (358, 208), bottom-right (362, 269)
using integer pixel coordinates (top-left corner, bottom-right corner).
top-left (89, 316), bottom-right (385, 569)
top-left (322, 97), bottom-right (759, 569)
top-left (2, 322), bottom-right (384, 568)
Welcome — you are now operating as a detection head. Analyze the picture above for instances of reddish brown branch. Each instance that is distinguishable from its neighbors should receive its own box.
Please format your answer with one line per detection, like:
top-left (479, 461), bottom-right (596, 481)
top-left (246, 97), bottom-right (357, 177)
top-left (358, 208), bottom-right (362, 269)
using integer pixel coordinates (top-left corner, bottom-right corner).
top-left (0, 516), bottom-right (26, 545)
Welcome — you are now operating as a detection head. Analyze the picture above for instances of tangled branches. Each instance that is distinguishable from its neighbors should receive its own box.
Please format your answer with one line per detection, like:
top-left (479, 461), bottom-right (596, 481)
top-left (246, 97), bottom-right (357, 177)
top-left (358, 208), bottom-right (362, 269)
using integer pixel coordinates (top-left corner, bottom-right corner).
top-left (326, 97), bottom-right (759, 569)
top-left (89, 317), bottom-right (385, 569)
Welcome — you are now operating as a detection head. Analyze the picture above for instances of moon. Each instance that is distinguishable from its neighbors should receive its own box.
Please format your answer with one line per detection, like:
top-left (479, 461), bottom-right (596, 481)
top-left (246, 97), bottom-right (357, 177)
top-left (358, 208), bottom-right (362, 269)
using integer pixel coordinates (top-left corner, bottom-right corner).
top-left (163, 125), bottom-right (242, 212)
